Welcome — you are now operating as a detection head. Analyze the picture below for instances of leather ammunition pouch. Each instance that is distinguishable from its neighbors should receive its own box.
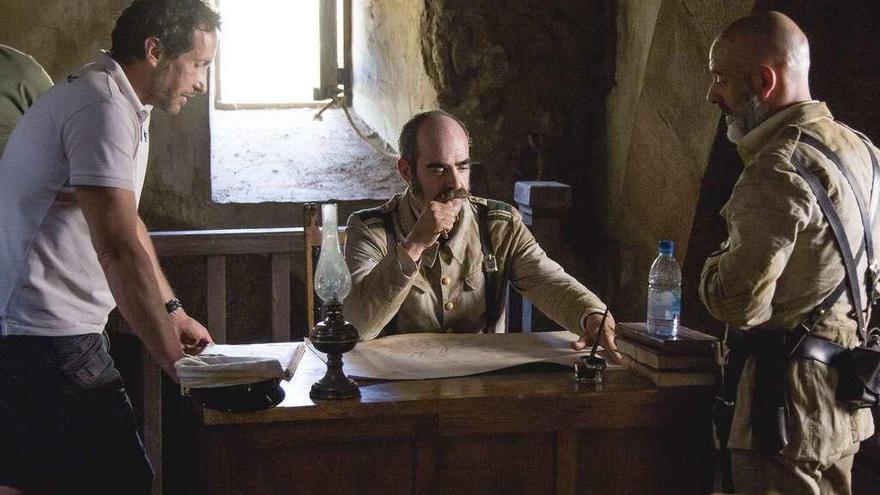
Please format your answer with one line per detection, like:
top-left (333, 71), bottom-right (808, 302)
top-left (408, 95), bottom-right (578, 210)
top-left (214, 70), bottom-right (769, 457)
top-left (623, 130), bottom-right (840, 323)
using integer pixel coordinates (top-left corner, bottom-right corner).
top-left (812, 329), bottom-right (880, 409)
top-left (836, 345), bottom-right (880, 409)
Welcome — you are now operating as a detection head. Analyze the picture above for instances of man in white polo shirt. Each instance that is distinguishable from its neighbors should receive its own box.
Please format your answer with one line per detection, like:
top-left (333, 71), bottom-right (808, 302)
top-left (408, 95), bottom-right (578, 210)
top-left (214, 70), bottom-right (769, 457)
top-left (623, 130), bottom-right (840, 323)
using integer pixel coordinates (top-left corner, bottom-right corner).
top-left (0, 1), bottom-right (219, 494)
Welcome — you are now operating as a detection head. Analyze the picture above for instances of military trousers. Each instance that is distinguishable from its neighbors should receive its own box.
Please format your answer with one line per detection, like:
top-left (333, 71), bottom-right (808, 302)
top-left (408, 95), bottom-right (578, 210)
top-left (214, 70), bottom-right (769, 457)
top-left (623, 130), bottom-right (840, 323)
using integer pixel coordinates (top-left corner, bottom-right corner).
top-left (731, 444), bottom-right (859, 495)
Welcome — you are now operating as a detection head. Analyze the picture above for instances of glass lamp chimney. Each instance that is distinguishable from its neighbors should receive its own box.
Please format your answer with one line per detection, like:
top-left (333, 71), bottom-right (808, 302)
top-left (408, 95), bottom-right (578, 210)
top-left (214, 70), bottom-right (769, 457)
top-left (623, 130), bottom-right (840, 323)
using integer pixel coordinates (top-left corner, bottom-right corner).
top-left (314, 203), bottom-right (351, 305)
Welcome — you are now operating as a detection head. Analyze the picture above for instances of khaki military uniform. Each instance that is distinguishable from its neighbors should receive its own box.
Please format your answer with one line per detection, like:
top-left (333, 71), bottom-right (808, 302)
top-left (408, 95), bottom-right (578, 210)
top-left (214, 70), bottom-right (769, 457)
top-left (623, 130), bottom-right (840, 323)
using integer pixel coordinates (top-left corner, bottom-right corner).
top-left (344, 190), bottom-right (605, 341)
top-left (700, 102), bottom-right (876, 493)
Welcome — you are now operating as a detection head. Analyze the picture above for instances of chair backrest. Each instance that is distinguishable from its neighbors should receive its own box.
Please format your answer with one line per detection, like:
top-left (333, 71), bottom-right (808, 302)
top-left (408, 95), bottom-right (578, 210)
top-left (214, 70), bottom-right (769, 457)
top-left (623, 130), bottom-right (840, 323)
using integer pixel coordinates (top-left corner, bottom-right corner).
top-left (304, 203), bottom-right (347, 330)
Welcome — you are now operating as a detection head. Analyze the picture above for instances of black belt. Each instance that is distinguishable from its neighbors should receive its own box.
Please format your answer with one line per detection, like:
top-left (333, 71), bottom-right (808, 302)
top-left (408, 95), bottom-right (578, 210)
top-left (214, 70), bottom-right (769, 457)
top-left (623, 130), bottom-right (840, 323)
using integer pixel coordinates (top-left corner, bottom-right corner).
top-left (733, 329), bottom-right (849, 367)
top-left (792, 334), bottom-right (850, 367)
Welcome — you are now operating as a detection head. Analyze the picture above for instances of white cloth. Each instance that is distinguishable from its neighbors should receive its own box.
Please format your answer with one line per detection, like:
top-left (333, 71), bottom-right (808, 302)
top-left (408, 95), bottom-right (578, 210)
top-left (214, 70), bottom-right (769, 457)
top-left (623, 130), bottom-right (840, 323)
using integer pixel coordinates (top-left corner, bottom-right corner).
top-left (0, 50), bottom-right (151, 337)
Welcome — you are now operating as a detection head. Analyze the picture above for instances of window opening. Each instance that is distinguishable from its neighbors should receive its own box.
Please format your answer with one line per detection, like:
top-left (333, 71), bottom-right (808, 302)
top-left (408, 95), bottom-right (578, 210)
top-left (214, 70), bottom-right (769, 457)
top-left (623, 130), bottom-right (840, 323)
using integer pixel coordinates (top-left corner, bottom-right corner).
top-left (210, 0), bottom-right (402, 203)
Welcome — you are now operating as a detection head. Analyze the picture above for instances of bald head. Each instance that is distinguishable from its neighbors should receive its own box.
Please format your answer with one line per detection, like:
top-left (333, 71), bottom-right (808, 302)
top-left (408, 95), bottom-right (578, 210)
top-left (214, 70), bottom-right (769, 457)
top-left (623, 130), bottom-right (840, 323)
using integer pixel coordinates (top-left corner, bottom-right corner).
top-left (717, 11), bottom-right (810, 78)
top-left (707, 11), bottom-right (812, 143)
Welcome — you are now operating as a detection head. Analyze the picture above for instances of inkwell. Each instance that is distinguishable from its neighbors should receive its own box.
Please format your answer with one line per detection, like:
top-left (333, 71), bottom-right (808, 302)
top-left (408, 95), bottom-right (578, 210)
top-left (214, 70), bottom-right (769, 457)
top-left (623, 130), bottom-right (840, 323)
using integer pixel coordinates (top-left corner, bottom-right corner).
top-left (309, 202), bottom-right (360, 400)
top-left (574, 308), bottom-right (609, 384)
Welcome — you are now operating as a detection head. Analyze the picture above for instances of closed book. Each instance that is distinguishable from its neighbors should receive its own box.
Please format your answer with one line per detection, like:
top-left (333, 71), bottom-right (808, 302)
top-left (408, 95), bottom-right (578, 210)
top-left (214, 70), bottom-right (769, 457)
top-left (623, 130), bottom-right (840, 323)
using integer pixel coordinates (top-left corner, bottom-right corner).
top-left (622, 354), bottom-right (715, 387)
top-left (616, 339), bottom-right (715, 372)
top-left (617, 322), bottom-right (717, 356)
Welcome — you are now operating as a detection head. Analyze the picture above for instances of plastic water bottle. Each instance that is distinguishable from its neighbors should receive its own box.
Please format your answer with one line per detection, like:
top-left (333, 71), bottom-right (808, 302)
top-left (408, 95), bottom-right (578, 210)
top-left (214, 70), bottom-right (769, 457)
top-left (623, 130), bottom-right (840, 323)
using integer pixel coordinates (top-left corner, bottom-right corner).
top-left (647, 240), bottom-right (681, 336)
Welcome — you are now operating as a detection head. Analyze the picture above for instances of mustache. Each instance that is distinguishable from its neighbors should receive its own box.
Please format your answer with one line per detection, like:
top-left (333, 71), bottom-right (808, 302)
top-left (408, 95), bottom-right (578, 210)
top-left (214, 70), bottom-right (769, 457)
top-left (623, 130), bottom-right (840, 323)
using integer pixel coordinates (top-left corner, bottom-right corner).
top-left (433, 188), bottom-right (470, 203)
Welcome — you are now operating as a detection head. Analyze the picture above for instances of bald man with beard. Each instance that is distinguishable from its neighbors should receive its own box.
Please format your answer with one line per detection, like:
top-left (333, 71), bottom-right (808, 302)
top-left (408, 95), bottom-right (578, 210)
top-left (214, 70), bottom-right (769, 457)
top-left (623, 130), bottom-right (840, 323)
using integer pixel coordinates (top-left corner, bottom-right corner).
top-left (700, 11), bottom-right (878, 495)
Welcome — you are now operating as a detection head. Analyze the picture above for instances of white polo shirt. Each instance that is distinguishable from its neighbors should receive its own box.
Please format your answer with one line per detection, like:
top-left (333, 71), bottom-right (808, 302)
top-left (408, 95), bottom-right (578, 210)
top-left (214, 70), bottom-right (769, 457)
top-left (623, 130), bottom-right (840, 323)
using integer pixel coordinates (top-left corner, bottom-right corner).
top-left (0, 50), bottom-right (152, 336)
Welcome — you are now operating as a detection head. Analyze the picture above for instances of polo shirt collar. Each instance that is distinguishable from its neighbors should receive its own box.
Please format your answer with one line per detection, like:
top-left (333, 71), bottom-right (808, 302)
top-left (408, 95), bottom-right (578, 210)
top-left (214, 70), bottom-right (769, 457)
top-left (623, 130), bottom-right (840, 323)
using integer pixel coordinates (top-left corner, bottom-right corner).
top-left (94, 50), bottom-right (152, 121)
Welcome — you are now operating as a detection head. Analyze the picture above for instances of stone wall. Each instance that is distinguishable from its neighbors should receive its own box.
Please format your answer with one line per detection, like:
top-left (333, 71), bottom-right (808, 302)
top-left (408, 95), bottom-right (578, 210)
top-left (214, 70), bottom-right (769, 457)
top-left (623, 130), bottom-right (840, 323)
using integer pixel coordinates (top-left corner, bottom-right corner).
top-left (350, 0), bottom-right (438, 150)
top-left (608, 0), bottom-right (753, 323)
top-left (7, 0), bottom-right (880, 338)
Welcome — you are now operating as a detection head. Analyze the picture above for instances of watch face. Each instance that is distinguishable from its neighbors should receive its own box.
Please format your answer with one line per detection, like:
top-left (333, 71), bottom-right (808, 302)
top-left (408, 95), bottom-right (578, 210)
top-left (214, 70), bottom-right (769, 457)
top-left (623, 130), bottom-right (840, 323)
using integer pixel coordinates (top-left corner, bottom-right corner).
top-left (165, 298), bottom-right (183, 314)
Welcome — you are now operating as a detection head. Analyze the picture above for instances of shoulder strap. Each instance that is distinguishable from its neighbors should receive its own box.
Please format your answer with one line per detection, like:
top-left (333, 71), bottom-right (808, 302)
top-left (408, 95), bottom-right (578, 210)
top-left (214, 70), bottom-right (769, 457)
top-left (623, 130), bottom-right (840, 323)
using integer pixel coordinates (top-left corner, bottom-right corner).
top-left (800, 135), bottom-right (875, 279)
top-left (478, 199), bottom-right (516, 331)
top-left (788, 136), bottom-right (873, 347)
top-left (477, 202), bottom-right (500, 330)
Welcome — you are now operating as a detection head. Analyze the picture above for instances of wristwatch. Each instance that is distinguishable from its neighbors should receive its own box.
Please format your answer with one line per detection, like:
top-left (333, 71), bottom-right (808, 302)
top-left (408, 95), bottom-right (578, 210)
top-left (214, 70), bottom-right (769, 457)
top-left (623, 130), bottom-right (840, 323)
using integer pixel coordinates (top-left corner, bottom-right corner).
top-left (164, 297), bottom-right (184, 314)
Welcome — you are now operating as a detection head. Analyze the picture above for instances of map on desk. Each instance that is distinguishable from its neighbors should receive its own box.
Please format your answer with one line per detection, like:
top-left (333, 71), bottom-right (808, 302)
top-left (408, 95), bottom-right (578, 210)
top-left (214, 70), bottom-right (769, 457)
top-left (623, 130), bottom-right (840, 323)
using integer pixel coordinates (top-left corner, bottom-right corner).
top-left (303, 331), bottom-right (621, 380)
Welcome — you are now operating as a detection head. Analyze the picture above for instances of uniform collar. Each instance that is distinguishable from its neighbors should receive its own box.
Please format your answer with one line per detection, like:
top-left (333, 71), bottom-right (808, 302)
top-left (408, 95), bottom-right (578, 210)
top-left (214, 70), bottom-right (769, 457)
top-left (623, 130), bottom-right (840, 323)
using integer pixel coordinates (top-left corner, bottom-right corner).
top-left (93, 49), bottom-right (153, 122)
top-left (737, 100), bottom-right (831, 164)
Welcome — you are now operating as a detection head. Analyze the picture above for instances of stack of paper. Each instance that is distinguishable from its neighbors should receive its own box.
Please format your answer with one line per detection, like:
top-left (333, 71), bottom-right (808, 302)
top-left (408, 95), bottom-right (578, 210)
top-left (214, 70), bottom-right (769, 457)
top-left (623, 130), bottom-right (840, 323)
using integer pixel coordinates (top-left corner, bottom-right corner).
top-left (175, 342), bottom-right (305, 391)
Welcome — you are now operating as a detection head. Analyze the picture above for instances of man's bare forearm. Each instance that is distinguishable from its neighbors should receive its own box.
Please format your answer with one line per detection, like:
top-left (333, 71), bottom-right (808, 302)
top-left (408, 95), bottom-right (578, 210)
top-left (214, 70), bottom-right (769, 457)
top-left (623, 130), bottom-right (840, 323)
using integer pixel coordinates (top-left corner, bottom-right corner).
top-left (98, 239), bottom-right (184, 379)
top-left (137, 218), bottom-right (175, 302)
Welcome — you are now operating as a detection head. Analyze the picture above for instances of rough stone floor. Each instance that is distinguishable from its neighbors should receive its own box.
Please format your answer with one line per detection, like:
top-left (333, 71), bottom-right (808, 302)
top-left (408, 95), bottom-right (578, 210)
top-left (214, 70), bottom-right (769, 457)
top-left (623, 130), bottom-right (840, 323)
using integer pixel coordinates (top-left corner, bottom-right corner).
top-left (211, 107), bottom-right (404, 203)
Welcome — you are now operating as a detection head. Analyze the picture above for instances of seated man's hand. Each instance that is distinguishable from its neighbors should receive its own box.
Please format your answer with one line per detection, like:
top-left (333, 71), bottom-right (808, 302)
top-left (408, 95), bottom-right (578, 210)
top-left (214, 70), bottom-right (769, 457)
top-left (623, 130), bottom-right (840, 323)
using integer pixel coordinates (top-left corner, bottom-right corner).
top-left (169, 308), bottom-right (213, 355)
top-left (571, 311), bottom-right (622, 364)
top-left (402, 198), bottom-right (463, 261)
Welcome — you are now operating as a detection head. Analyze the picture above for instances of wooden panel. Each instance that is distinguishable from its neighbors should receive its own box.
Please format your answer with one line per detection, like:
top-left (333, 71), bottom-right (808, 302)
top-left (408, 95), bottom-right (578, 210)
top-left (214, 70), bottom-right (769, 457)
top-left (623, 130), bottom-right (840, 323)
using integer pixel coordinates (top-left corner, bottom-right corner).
top-left (413, 415), bottom-right (439, 495)
top-left (150, 227), bottom-right (345, 257)
top-left (440, 433), bottom-right (557, 495)
top-left (270, 254), bottom-right (291, 342)
top-left (206, 256), bottom-right (227, 344)
top-left (200, 416), bottom-right (430, 495)
top-left (142, 349), bottom-right (163, 495)
top-left (575, 427), bottom-right (663, 495)
top-left (185, 364), bottom-right (715, 495)
top-left (555, 430), bottom-right (577, 495)
top-left (152, 228), bottom-right (306, 257)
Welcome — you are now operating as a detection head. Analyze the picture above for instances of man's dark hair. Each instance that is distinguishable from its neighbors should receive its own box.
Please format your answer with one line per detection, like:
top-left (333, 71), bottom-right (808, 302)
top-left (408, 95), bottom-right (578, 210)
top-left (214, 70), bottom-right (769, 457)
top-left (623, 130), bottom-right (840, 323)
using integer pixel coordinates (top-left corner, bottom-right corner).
top-left (398, 110), bottom-right (471, 165)
top-left (111, 0), bottom-right (221, 64)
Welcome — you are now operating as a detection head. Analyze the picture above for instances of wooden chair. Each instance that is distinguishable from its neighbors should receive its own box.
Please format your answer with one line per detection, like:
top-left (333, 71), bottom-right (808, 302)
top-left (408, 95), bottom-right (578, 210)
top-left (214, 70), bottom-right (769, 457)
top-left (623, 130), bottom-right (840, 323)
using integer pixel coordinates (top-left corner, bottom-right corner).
top-left (303, 203), bottom-right (347, 330)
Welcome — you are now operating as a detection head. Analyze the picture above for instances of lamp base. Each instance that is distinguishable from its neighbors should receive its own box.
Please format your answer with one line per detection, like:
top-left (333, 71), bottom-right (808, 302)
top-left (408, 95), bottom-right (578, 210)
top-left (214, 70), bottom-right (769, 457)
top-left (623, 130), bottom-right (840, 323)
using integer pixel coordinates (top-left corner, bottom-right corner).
top-left (309, 304), bottom-right (360, 400)
top-left (310, 368), bottom-right (360, 400)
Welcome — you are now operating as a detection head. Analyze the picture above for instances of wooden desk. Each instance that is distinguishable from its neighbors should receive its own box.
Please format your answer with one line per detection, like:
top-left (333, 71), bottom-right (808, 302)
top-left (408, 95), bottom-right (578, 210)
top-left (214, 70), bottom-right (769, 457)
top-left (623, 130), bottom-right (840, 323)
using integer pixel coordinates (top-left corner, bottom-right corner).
top-left (180, 357), bottom-right (714, 495)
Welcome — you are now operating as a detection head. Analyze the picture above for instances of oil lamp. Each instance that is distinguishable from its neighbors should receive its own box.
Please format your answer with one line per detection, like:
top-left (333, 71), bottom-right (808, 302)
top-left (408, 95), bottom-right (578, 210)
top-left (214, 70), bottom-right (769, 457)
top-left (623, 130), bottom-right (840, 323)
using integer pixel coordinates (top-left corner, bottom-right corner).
top-left (309, 202), bottom-right (360, 399)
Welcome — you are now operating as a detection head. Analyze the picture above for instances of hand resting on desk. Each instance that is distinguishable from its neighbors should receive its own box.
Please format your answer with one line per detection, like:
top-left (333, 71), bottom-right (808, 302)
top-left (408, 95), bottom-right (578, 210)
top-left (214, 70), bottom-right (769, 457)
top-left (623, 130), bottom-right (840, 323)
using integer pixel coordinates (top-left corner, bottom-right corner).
top-left (571, 311), bottom-right (622, 364)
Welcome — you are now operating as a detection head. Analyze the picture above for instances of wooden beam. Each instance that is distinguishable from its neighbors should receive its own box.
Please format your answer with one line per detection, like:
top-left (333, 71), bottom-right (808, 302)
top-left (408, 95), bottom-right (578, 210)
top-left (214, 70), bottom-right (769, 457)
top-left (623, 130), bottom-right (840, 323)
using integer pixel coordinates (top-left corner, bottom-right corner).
top-left (206, 256), bottom-right (227, 343)
top-left (270, 254), bottom-right (291, 342)
top-left (151, 228), bottom-right (306, 257)
top-left (555, 429), bottom-right (577, 495)
top-left (142, 351), bottom-right (163, 495)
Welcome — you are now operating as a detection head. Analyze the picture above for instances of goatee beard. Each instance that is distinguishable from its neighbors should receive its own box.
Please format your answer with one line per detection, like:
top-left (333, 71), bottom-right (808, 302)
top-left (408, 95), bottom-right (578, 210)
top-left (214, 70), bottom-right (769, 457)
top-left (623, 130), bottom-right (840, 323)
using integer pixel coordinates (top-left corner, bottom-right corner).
top-left (725, 94), bottom-right (768, 145)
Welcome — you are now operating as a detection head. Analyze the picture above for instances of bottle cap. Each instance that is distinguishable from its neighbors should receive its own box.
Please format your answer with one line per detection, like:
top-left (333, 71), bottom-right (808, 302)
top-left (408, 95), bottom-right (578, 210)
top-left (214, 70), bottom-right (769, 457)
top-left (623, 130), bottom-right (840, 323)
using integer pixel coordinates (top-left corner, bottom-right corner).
top-left (658, 240), bottom-right (674, 255)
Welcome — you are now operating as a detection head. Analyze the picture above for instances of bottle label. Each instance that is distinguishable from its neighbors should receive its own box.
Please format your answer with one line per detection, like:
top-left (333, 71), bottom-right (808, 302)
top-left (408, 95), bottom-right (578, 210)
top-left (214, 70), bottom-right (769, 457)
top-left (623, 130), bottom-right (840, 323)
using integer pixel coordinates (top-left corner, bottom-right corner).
top-left (647, 290), bottom-right (681, 320)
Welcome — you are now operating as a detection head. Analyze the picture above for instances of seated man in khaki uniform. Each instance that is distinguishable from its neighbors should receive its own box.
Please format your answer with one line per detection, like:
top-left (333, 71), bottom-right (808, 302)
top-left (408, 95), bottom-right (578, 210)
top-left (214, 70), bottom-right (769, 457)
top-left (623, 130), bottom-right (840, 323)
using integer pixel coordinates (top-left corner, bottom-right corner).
top-left (700, 11), bottom-right (876, 495)
top-left (343, 110), bottom-right (619, 358)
